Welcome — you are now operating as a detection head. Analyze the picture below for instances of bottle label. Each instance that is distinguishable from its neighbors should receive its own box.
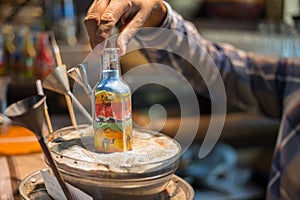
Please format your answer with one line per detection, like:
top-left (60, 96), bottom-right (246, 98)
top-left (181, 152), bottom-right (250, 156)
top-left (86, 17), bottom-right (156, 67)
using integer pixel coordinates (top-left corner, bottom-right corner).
top-left (94, 90), bottom-right (132, 153)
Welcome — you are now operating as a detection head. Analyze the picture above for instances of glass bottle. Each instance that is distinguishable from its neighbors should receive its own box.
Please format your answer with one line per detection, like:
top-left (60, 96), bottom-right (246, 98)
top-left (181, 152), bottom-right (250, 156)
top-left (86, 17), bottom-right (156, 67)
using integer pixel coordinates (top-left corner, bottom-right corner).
top-left (23, 28), bottom-right (36, 80)
top-left (14, 26), bottom-right (26, 80)
top-left (2, 25), bottom-right (16, 77)
top-left (92, 48), bottom-right (132, 153)
top-left (34, 32), bottom-right (55, 80)
top-left (0, 30), bottom-right (4, 75)
top-left (52, 0), bottom-right (77, 46)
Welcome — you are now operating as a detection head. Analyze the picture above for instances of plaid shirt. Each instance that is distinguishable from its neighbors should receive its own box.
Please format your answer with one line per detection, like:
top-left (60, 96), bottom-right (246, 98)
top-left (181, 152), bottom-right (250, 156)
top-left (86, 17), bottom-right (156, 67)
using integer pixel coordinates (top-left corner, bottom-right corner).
top-left (135, 2), bottom-right (300, 199)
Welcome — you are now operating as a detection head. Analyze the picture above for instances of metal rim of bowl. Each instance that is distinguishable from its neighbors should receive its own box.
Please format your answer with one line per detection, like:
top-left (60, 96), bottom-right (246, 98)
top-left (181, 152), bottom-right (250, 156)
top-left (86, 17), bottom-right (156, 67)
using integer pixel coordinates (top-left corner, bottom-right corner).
top-left (46, 125), bottom-right (182, 179)
top-left (19, 168), bottom-right (51, 200)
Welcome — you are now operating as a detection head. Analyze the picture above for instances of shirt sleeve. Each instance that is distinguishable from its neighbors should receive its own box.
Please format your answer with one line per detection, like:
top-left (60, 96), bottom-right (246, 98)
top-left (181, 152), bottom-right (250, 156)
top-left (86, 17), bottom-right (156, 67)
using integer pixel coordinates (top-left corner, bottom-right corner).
top-left (134, 1), bottom-right (300, 118)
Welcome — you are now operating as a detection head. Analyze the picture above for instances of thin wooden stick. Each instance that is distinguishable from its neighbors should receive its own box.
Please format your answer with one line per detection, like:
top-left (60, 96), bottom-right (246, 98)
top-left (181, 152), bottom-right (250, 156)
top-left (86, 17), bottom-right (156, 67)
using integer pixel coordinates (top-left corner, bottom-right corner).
top-left (64, 94), bottom-right (77, 127)
top-left (49, 31), bottom-right (63, 66)
top-left (36, 79), bottom-right (53, 133)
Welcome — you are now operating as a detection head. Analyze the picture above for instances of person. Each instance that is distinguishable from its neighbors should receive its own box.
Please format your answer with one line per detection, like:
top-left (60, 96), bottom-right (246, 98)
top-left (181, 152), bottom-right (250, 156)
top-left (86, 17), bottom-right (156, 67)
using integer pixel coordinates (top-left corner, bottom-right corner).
top-left (84, 1), bottom-right (300, 199)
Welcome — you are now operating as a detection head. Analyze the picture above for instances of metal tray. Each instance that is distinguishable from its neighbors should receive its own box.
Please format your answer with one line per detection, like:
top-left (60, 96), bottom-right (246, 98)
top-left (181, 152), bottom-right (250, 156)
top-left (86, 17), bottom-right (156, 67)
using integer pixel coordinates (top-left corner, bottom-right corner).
top-left (19, 168), bottom-right (194, 200)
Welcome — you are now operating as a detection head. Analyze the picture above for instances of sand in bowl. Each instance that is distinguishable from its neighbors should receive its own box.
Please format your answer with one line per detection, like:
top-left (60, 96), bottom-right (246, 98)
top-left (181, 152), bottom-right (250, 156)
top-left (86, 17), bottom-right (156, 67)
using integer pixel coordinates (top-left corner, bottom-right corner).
top-left (46, 125), bottom-right (181, 200)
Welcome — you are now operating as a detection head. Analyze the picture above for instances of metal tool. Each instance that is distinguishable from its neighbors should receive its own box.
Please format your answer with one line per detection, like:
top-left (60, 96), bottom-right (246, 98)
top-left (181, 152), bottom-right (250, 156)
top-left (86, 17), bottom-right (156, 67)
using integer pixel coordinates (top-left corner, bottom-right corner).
top-left (48, 32), bottom-right (78, 127)
top-left (5, 95), bottom-right (73, 200)
top-left (42, 65), bottom-right (93, 125)
top-left (47, 32), bottom-right (92, 126)
top-left (67, 63), bottom-right (92, 96)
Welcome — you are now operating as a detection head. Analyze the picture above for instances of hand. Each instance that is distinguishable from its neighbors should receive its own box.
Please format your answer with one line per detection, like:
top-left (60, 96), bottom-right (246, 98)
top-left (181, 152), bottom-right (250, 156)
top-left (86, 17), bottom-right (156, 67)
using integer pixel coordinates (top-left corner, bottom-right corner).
top-left (84, 0), bottom-right (167, 55)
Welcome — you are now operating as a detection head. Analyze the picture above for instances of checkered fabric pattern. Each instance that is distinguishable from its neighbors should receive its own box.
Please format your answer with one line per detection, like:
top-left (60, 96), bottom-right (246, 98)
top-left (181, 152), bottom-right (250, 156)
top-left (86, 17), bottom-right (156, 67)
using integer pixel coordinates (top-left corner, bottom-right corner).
top-left (135, 2), bottom-right (300, 199)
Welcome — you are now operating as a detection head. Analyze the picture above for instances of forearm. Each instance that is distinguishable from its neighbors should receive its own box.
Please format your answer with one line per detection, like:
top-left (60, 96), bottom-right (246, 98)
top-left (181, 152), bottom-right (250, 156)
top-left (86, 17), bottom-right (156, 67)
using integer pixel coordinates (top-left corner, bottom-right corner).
top-left (135, 2), bottom-right (300, 117)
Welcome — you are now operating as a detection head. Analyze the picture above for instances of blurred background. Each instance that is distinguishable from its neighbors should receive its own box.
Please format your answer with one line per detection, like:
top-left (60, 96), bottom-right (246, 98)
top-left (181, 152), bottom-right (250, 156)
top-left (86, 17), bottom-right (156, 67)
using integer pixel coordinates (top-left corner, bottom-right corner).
top-left (0, 0), bottom-right (299, 199)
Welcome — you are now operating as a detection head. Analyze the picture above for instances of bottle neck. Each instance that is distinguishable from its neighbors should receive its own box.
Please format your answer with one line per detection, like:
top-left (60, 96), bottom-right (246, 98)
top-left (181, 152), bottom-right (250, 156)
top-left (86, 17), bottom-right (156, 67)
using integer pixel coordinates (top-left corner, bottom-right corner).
top-left (100, 48), bottom-right (121, 79)
top-left (102, 69), bottom-right (120, 79)
top-left (101, 59), bottom-right (120, 79)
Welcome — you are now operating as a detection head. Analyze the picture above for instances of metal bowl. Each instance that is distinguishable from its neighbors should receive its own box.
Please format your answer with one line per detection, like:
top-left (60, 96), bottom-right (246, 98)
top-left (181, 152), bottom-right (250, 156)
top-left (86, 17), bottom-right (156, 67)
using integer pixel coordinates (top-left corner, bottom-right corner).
top-left (19, 168), bottom-right (52, 200)
top-left (46, 125), bottom-right (181, 199)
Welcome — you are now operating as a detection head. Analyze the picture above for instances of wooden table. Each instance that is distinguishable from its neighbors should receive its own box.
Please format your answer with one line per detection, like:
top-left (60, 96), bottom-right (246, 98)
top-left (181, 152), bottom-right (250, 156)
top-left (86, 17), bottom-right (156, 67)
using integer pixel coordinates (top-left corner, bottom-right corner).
top-left (0, 153), bottom-right (46, 200)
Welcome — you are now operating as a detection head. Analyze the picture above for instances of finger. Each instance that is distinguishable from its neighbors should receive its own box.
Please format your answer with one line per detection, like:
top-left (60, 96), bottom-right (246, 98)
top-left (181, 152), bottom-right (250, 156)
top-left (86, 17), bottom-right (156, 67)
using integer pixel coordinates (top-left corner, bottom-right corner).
top-left (117, 11), bottom-right (150, 55)
top-left (85, 0), bottom-right (103, 21)
top-left (84, 0), bottom-right (109, 48)
top-left (97, 0), bottom-right (132, 40)
top-left (120, 9), bottom-right (136, 25)
top-left (84, 19), bottom-right (99, 48)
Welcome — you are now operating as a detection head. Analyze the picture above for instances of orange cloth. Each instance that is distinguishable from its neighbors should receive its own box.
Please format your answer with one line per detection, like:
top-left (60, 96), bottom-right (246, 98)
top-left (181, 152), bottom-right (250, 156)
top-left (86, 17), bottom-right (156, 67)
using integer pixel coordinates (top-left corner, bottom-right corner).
top-left (0, 125), bottom-right (41, 155)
